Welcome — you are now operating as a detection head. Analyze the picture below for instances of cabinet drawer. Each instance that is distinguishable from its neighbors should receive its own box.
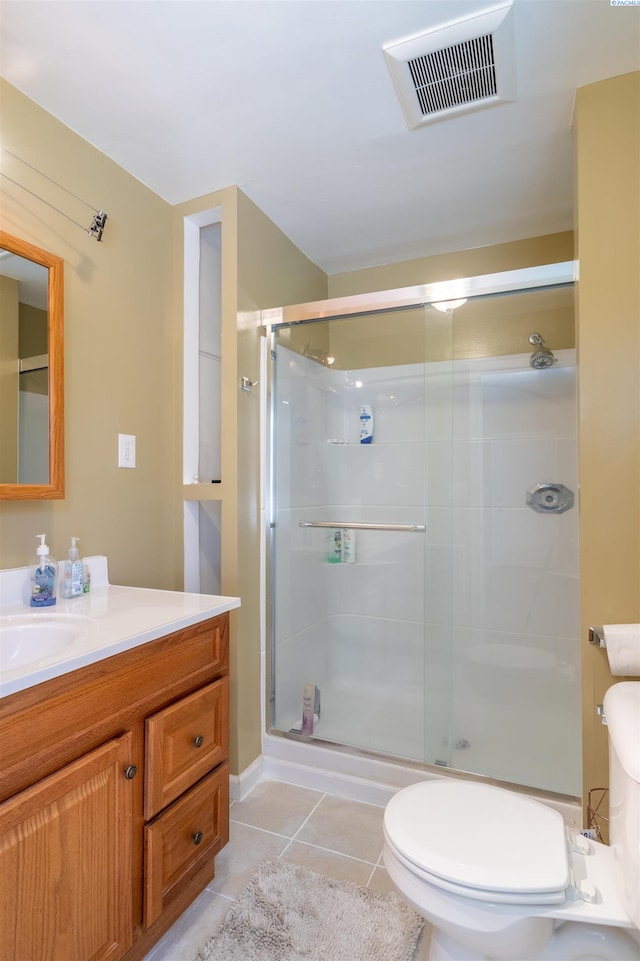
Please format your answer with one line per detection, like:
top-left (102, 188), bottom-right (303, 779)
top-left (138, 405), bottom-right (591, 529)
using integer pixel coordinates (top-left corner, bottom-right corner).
top-left (144, 763), bottom-right (229, 926)
top-left (145, 677), bottom-right (229, 819)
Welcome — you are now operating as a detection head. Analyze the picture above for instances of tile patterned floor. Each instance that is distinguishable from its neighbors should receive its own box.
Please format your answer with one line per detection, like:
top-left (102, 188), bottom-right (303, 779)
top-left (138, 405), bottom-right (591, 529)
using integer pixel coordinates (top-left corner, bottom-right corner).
top-left (143, 779), bottom-right (431, 960)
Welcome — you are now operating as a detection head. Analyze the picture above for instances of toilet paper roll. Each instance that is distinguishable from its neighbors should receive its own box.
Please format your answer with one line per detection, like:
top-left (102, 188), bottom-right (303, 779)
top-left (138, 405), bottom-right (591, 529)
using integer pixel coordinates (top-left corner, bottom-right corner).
top-left (603, 624), bottom-right (640, 676)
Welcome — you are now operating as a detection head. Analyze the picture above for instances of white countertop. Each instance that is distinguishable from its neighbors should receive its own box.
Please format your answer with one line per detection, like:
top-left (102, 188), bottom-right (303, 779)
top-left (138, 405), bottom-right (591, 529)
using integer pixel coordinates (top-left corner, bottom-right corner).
top-left (0, 556), bottom-right (240, 700)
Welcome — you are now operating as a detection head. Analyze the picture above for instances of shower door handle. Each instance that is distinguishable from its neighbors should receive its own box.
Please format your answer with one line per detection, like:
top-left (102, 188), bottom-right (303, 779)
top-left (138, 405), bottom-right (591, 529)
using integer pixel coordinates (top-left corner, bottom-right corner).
top-left (298, 521), bottom-right (426, 532)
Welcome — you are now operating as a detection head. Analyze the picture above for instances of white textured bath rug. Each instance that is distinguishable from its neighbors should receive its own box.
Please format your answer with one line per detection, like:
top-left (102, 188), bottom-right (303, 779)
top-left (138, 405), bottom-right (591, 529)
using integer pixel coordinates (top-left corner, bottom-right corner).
top-left (195, 858), bottom-right (423, 961)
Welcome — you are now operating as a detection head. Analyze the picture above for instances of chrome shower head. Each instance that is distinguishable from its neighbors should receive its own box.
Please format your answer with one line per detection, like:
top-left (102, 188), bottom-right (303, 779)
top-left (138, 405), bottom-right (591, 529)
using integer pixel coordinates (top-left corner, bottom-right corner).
top-left (528, 333), bottom-right (556, 369)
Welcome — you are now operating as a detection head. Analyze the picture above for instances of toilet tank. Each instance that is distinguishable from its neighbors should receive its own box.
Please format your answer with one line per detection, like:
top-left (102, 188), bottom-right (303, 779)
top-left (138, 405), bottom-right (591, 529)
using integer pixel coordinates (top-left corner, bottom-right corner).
top-left (604, 681), bottom-right (640, 929)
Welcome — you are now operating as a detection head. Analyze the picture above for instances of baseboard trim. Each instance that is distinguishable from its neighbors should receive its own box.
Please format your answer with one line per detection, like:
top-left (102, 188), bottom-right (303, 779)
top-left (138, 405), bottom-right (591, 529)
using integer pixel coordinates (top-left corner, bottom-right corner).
top-left (260, 754), bottom-right (394, 806)
top-left (229, 754), bottom-right (263, 801)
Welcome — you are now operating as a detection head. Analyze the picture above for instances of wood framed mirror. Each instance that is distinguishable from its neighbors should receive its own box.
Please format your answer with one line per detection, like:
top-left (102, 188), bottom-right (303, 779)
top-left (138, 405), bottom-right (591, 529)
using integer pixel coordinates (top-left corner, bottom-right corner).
top-left (0, 231), bottom-right (64, 499)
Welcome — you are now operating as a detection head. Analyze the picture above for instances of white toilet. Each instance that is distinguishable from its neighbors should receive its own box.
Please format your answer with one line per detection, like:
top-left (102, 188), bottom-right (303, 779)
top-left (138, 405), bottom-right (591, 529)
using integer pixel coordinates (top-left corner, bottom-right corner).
top-left (383, 682), bottom-right (640, 961)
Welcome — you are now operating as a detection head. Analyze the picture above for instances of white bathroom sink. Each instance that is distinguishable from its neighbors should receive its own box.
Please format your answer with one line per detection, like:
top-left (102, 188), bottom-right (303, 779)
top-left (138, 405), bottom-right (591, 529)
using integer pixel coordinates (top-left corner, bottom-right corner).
top-left (0, 613), bottom-right (98, 673)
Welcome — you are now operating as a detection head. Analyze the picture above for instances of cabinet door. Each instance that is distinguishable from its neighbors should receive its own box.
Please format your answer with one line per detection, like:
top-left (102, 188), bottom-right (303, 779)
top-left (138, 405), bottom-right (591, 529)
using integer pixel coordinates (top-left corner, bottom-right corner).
top-left (145, 677), bottom-right (229, 819)
top-left (0, 733), bottom-right (134, 961)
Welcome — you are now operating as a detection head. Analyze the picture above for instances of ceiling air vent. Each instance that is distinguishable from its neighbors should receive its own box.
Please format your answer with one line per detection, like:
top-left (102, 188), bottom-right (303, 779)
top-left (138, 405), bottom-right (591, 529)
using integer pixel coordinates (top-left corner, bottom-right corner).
top-left (383, 3), bottom-right (516, 130)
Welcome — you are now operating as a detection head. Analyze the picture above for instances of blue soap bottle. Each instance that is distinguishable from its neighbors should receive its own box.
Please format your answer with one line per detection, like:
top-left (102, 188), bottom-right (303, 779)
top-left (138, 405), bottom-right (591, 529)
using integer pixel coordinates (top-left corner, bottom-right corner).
top-left (29, 534), bottom-right (58, 607)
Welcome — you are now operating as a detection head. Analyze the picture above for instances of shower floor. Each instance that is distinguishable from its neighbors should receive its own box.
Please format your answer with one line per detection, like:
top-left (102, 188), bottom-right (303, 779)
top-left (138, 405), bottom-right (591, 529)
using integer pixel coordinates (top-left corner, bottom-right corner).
top-left (278, 679), bottom-right (425, 763)
top-left (275, 675), bottom-right (581, 796)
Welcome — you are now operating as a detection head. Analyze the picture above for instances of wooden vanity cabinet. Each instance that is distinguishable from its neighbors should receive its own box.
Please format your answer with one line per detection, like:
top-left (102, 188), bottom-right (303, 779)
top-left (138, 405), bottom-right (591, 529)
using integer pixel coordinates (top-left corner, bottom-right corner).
top-left (0, 612), bottom-right (230, 961)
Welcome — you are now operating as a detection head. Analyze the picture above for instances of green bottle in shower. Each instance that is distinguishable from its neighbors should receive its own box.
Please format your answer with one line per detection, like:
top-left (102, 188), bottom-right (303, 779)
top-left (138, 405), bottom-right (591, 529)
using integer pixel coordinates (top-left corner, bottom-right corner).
top-left (328, 528), bottom-right (342, 563)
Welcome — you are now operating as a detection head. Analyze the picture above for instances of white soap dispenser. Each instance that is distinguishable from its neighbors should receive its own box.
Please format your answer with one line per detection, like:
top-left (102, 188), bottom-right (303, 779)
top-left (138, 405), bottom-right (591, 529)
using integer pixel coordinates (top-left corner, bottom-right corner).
top-left (29, 534), bottom-right (58, 608)
top-left (61, 536), bottom-right (83, 599)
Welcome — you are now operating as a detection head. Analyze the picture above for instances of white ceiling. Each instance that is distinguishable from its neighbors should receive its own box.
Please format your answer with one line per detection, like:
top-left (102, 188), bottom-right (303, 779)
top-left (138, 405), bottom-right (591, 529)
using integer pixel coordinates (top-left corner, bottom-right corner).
top-left (1, 0), bottom-right (638, 275)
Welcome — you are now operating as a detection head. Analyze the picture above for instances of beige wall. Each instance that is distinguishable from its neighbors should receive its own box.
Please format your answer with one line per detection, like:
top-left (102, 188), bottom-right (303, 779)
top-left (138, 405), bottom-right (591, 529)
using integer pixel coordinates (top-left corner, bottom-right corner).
top-left (328, 231), bottom-right (574, 297)
top-left (235, 191), bottom-right (327, 771)
top-left (171, 184), bottom-right (240, 597)
top-left (574, 72), bottom-right (640, 822)
top-left (19, 303), bottom-right (48, 358)
top-left (19, 304), bottom-right (48, 397)
top-left (172, 187), bottom-right (326, 774)
top-left (323, 231), bottom-right (575, 367)
top-left (0, 79), bottom-right (176, 588)
top-left (288, 285), bottom-right (574, 371)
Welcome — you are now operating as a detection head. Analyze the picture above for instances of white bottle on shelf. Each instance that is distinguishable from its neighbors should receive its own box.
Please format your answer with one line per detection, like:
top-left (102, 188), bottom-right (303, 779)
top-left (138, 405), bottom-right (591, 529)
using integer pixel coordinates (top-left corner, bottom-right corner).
top-left (359, 404), bottom-right (374, 444)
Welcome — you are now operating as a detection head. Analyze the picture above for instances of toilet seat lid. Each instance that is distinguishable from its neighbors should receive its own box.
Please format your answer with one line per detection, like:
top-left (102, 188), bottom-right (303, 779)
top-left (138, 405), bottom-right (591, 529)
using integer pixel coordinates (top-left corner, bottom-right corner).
top-left (384, 780), bottom-right (569, 899)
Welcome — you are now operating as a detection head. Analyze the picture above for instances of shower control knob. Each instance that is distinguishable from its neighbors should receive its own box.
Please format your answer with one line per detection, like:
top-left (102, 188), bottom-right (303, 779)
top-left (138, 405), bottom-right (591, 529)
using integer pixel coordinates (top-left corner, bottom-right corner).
top-left (526, 483), bottom-right (574, 514)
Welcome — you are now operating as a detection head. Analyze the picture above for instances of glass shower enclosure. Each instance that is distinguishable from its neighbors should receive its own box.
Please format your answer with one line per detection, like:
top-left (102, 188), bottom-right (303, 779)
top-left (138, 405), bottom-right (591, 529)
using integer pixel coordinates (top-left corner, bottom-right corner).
top-left (266, 265), bottom-right (581, 798)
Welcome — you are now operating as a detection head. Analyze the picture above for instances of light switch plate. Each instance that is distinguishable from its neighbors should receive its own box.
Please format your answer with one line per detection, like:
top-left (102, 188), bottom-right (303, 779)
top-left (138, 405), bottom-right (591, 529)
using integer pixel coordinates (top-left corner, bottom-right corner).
top-left (118, 433), bottom-right (136, 468)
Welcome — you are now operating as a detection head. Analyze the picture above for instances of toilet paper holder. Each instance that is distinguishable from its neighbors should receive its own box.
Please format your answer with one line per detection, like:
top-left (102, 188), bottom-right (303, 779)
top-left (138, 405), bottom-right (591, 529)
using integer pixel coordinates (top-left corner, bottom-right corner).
top-left (589, 626), bottom-right (605, 648)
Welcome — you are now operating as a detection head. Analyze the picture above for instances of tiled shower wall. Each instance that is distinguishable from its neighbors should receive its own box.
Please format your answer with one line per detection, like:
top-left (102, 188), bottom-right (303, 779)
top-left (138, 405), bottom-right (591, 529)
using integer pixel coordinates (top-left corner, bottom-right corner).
top-left (271, 348), bottom-right (580, 795)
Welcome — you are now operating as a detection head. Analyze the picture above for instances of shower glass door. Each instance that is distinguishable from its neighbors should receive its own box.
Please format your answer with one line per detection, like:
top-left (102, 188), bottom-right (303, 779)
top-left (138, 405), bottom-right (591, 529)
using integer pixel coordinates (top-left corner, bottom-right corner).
top-left (268, 303), bottom-right (455, 768)
top-left (267, 272), bottom-right (581, 796)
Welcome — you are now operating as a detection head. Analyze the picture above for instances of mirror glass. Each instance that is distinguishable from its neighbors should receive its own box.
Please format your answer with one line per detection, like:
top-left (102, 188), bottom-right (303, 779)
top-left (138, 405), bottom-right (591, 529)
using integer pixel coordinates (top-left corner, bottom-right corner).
top-left (0, 232), bottom-right (64, 499)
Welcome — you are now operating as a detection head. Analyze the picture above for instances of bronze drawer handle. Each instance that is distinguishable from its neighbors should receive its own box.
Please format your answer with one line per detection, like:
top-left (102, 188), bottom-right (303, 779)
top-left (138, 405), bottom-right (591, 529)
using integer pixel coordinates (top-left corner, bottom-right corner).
top-left (193, 831), bottom-right (204, 846)
top-left (193, 735), bottom-right (204, 748)
top-left (124, 765), bottom-right (138, 780)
